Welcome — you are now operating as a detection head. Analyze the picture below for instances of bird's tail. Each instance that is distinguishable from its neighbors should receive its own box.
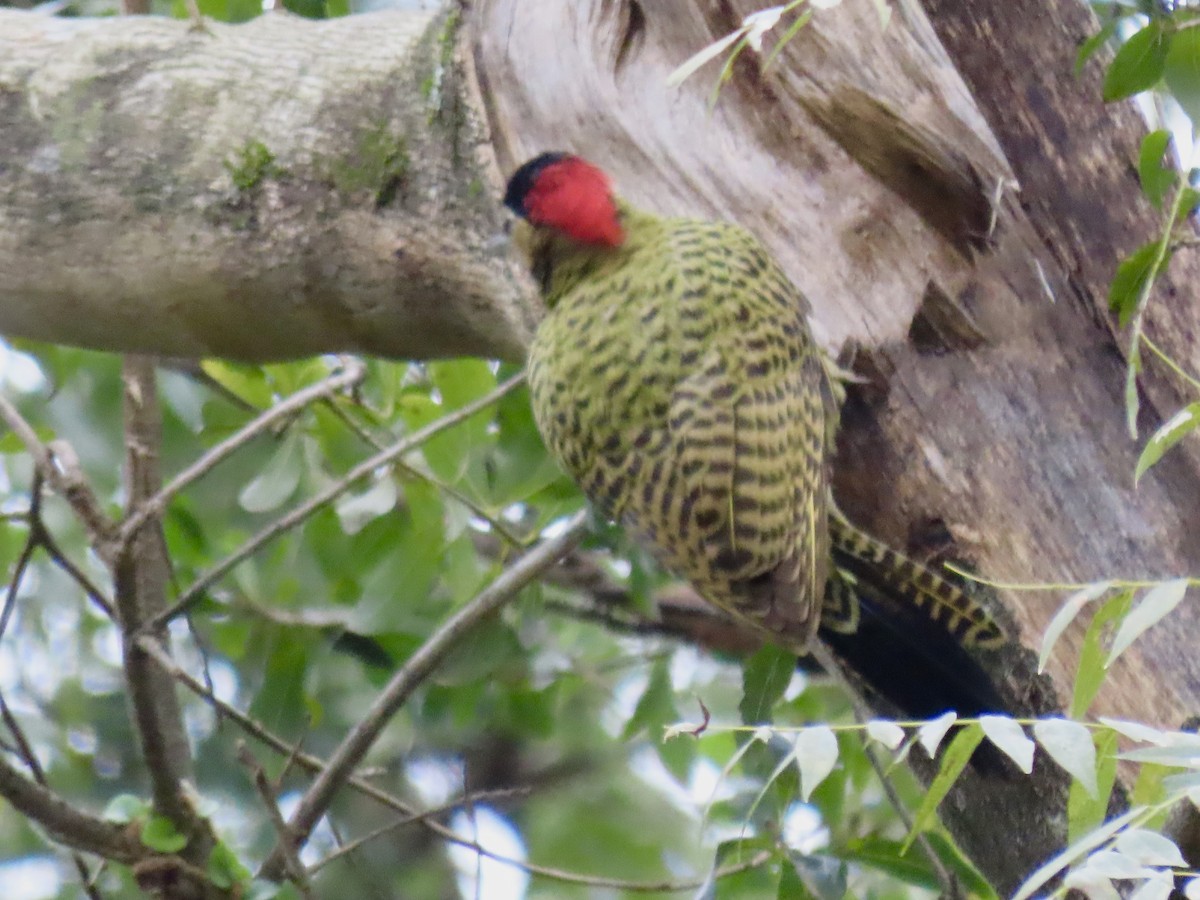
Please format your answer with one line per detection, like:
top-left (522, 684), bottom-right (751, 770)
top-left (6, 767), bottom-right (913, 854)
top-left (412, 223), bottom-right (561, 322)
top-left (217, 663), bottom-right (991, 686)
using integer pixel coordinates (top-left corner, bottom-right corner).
top-left (817, 510), bottom-right (1008, 721)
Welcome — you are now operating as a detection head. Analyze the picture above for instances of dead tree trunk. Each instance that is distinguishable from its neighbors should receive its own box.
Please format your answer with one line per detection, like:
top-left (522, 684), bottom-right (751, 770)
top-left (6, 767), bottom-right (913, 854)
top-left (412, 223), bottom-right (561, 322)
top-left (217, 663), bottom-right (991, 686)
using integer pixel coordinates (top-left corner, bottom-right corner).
top-left (1, 0), bottom-right (1198, 892)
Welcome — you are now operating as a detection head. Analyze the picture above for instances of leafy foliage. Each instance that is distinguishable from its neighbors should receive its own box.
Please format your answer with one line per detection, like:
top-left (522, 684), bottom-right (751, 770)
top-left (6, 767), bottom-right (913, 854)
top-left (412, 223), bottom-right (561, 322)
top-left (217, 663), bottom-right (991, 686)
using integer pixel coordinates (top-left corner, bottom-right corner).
top-left (4, 1), bottom-right (1200, 898)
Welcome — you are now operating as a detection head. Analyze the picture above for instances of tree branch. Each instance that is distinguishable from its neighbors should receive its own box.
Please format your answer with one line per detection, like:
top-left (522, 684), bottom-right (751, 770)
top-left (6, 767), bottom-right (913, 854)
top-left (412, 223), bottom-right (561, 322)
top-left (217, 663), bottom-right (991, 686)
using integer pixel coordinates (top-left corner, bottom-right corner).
top-left (0, 394), bottom-right (116, 557)
top-left (0, 8), bottom-right (537, 363)
top-left (145, 373), bottom-right (526, 632)
top-left (119, 358), bottom-right (368, 546)
top-left (114, 356), bottom-right (214, 864)
top-left (0, 751), bottom-right (142, 863)
top-left (258, 509), bottom-right (590, 882)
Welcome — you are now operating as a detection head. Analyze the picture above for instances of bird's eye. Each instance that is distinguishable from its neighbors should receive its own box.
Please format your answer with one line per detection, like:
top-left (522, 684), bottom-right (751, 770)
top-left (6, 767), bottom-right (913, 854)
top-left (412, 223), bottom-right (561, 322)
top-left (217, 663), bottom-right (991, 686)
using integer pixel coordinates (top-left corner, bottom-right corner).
top-left (503, 218), bottom-right (514, 235)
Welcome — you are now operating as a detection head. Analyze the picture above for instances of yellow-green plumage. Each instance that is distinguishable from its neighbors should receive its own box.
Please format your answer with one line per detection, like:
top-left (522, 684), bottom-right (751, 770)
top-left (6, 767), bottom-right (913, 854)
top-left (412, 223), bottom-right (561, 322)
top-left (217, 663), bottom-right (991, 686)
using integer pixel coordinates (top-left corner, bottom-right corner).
top-left (527, 207), bottom-right (833, 646)
top-left (509, 153), bottom-right (1005, 717)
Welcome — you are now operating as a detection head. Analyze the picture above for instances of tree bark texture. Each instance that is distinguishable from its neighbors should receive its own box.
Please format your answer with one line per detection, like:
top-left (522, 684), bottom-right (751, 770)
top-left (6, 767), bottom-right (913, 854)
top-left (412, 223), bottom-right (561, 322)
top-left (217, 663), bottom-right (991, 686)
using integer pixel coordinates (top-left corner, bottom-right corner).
top-left (2, 0), bottom-right (1199, 892)
top-left (0, 7), bottom-right (536, 362)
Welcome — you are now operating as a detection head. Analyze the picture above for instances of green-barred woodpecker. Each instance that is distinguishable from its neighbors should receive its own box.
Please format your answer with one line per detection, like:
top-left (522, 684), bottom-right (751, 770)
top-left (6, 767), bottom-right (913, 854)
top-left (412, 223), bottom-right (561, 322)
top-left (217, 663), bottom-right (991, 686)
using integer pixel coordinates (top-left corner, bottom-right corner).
top-left (505, 152), bottom-right (1007, 719)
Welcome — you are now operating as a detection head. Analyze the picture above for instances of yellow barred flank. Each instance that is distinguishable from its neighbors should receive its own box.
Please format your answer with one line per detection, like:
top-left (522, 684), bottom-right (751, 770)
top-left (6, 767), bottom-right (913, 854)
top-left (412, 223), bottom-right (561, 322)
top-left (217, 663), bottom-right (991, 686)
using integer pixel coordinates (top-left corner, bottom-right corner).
top-left (517, 183), bottom-right (1006, 671)
top-left (525, 206), bottom-right (833, 648)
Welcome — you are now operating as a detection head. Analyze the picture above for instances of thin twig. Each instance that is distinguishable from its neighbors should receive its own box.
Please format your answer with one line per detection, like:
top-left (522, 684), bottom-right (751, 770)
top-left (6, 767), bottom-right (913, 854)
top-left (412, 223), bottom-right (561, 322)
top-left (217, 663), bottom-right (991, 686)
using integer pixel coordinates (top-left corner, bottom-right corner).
top-left (307, 785), bottom-right (535, 874)
top-left (39, 528), bottom-right (115, 619)
top-left (237, 744), bottom-right (314, 898)
top-left (0, 394), bottom-right (115, 553)
top-left (138, 633), bottom-right (768, 892)
top-left (0, 472), bottom-right (42, 642)
top-left (258, 509), bottom-right (589, 881)
top-left (0, 694), bottom-right (104, 900)
top-left (0, 472), bottom-right (115, 624)
top-left (808, 640), bottom-right (958, 896)
top-left (119, 360), bottom-right (367, 546)
top-left (146, 374), bottom-right (525, 633)
top-left (321, 397), bottom-right (528, 548)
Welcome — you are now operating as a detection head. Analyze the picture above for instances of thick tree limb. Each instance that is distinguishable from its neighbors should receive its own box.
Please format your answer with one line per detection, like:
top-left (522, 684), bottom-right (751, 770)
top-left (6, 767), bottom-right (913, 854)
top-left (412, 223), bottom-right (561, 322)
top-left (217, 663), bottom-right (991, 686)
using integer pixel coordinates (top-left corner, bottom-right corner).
top-left (0, 8), bottom-right (537, 362)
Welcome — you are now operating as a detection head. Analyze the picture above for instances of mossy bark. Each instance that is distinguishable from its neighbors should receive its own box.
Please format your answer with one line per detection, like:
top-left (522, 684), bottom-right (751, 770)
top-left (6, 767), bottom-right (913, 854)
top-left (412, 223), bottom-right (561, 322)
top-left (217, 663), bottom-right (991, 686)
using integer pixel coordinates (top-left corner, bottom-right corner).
top-left (0, 8), bottom-right (536, 362)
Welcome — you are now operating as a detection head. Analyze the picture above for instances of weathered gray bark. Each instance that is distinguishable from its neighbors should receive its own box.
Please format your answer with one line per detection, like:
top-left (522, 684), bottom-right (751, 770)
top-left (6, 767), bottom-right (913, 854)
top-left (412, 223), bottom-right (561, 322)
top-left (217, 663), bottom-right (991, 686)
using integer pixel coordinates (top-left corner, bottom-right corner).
top-left (0, 8), bottom-right (536, 361)
top-left (476, 0), bottom-right (1200, 888)
top-left (2, 0), bottom-right (1198, 893)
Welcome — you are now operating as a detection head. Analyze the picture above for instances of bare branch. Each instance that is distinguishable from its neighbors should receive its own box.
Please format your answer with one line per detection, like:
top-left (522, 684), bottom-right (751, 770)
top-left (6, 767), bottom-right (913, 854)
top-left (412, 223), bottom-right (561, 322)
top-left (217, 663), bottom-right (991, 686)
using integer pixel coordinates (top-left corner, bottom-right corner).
top-left (0, 694), bottom-right (104, 900)
top-left (1, 471), bottom-right (115, 625)
top-left (138, 632), bottom-right (768, 892)
top-left (146, 374), bottom-right (526, 632)
top-left (0, 472), bottom-right (42, 643)
top-left (113, 357), bottom-right (213, 863)
top-left (258, 509), bottom-right (589, 881)
top-left (237, 744), bottom-right (314, 898)
top-left (0, 394), bottom-right (115, 554)
top-left (0, 752), bottom-right (141, 863)
top-left (321, 397), bottom-right (529, 548)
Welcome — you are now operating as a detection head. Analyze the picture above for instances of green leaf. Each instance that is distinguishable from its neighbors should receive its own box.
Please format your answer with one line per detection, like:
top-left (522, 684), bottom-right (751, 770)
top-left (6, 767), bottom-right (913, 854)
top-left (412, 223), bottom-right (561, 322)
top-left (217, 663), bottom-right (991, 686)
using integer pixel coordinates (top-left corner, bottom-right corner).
top-left (1106, 578), bottom-right (1188, 666)
top-left (916, 710), bottom-right (958, 758)
top-left (919, 831), bottom-right (1000, 900)
top-left (1109, 241), bottom-right (1168, 328)
top-left (207, 843), bottom-right (250, 889)
top-left (102, 794), bottom-right (150, 823)
top-left (1138, 130), bottom-right (1175, 209)
top-left (334, 476), bottom-right (398, 535)
top-left (1068, 727), bottom-right (1118, 843)
top-left (1016, 802), bottom-right (1150, 900)
top-left (739, 644), bottom-right (795, 724)
top-left (1103, 20), bottom-right (1170, 101)
top-left (667, 28), bottom-right (746, 87)
top-left (1164, 23), bottom-right (1200, 123)
top-left (1115, 829), bottom-right (1187, 867)
top-left (763, 10), bottom-right (813, 71)
top-left (141, 816), bottom-right (188, 853)
top-left (1180, 185), bottom-right (1200, 215)
top-left (1077, 18), bottom-right (1122, 75)
top-left (249, 634), bottom-right (310, 734)
top-left (711, 837), bottom-right (779, 899)
top-left (903, 724), bottom-right (982, 852)
top-left (430, 359), bottom-right (496, 436)
top-left (1072, 588), bottom-right (1134, 717)
top-left (1034, 718), bottom-right (1099, 798)
top-left (1131, 763), bottom-right (1173, 828)
top-left (786, 852), bottom-right (847, 900)
top-left (1134, 403), bottom-right (1200, 483)
top-left (238, 432), bottom-right (303, 513)
top-left (794, 725), bottom-right (839, 802)
top-left (200, 360), bottom-right (274, 409)
top-left (979, 715), bottom-right (1035, 773)
top-left (840, 838), bottom-right (939, 891)
top-left (622, 656), bottom-right (678, 741)
top-left (778, 859), bottom-right (817, 899)
top-left (434, 618), bottom-right (523, 686)
top-left (1039, 581), bottom-right (1113, 673)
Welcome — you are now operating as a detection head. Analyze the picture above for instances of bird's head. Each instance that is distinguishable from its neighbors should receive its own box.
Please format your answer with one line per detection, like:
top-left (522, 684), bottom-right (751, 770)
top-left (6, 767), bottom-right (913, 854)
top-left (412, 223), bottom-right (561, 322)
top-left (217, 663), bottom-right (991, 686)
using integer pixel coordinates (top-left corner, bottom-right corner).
top-left (503, 152), bottom-right (626, 254)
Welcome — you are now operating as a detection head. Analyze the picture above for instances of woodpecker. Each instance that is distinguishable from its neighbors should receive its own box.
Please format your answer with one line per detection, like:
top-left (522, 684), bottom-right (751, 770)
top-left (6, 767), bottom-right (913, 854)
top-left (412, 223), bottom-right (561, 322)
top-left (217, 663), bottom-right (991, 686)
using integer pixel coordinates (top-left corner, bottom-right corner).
top-left (506, 152), bottom-right (1006, 719)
